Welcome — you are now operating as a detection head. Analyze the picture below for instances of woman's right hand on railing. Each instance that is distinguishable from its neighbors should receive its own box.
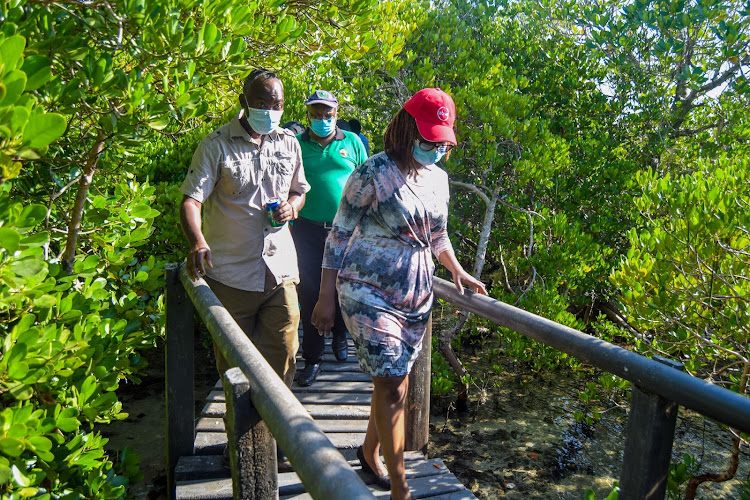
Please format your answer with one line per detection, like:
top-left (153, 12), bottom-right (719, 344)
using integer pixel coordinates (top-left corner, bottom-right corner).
top-left (186, 245), bottom-right (213, 281)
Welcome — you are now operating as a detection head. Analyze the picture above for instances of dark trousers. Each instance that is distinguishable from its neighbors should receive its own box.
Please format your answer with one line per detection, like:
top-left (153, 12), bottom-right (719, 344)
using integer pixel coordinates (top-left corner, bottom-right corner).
top-left (291, 217), bottom-right (348, 364)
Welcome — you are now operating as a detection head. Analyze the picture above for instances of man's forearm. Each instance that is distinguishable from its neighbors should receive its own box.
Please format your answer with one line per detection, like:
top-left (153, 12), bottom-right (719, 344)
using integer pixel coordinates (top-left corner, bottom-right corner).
top-left (180, 196), bottom-right (206, 248)
top-left (288, 191), bottom-right (305, 220)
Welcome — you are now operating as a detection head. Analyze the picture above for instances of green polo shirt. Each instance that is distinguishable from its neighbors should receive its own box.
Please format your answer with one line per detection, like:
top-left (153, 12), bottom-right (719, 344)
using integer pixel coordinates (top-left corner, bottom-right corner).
top-left (295, 128), bottom-right (368, 222)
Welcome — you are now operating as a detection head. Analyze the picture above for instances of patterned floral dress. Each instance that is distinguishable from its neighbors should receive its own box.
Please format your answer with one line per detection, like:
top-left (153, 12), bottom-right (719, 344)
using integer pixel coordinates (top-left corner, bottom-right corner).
top-left (321, 152), bottom-right (454, 376)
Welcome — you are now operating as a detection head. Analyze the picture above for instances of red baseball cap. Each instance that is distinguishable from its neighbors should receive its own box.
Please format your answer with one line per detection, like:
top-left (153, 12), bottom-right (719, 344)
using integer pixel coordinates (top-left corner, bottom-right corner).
top-left (403, 88), bottom-right (457, 145)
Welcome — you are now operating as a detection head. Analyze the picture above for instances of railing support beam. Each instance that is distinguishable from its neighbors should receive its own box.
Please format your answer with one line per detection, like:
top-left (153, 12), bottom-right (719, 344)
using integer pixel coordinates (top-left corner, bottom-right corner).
top-left (165, 263), bottom-right (195, 499)
top-left (223, 367), bottom-right (277, 499)
top-left (619, 356), bottom-right (684, 500)
top-left (405, 315), bottom-right (431, 454)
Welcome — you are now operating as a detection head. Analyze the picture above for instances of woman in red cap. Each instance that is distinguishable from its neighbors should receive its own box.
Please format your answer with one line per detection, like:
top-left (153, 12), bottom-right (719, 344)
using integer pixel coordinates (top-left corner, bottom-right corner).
top-left (312, 88), bottom-right (487, 500)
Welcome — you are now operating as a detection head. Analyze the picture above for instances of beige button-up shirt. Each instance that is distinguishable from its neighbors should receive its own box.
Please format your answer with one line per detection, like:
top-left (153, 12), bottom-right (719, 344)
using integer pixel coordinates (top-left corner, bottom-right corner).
top-left (180, 116), bottom-right (310, 292)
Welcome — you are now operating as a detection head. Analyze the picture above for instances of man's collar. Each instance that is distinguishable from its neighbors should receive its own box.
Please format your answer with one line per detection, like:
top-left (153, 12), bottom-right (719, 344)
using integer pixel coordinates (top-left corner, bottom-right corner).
top-left (300, 127), bottom-right (345, 142)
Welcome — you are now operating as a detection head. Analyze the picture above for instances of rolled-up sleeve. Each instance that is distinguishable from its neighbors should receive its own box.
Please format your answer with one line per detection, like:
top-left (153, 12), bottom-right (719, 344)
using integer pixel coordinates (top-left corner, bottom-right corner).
top-left (322, 164), bottom-right (374, 270)
top-left (180, 139), bottom-right (219, 203)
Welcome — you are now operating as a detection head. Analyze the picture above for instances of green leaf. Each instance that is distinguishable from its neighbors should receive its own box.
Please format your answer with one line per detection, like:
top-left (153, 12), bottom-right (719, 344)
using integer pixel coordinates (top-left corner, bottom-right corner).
top-left (10, 464), bottom-right (30, 487)
top-left (0, 70), bottom-right (27, 106)
top-left (203, 23), bottom-right (218, 46)
top-left (130, 204), bottom-right (153, 218)
top-left (23, 112), bottom-right (67, 149)
top-left (0, 227), bottom-right (21, 252)
top-left (56, 416), bottom-right (78, 433)
top-left (82, 254), bottom-right (99, 270)
top-left (20, 55), bottom-right (51, 91)
top-left (10, 105), bottom-right (29, 135)
top-left (27, 435), bottom-right (52, 452)
top-left (148, 117), bottom-right (169, 130)
top-left (8, 384), bottom-right (33, 400)
top-left (0, 464), bottom-right (9, 483)
top-left (15, 204), bottom-right (46, 229)
top-left (19, 231), bottom-right (49, 247)
top-left (8, 360), bottom-right (29, 380)
top-left (0, 437), bottom-right (25, 457)
top-left (0, 35), bottom-right (26, 75)
top-left (130, 226), bottom-right (150, 241)
top-left (10, 256), bottom-right (45, 277)
top-left (33, 295), bottom-right (56, 308)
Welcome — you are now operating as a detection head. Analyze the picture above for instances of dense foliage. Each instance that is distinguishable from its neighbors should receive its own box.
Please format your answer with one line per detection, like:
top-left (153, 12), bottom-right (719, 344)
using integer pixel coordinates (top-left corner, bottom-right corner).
top-left (0, 0), bottom-right (408, 495)
top-left (2, 0), bottom-right (748, 496)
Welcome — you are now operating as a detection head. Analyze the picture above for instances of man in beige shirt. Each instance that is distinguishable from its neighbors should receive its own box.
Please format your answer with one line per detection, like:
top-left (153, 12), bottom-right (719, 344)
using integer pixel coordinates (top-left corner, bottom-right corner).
top-left (180, 68), bottom-right (309, 387)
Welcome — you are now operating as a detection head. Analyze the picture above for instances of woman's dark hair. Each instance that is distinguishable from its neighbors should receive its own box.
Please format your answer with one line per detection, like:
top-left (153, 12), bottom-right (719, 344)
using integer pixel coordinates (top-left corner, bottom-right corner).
top-left (383, 108), bottom-right (421, 174)
top-left (349, 119), bottom-right (362, 134)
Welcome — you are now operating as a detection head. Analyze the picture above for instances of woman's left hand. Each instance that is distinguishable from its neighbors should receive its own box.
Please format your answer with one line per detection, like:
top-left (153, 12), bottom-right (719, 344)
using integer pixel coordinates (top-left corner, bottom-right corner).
top-left (452, 268), bottom-right (488, 296)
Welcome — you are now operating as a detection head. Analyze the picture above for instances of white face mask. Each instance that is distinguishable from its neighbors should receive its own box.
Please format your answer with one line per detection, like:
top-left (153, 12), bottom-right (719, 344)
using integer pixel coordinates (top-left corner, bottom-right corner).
top-left (245, 107), bottom-right (283, 134)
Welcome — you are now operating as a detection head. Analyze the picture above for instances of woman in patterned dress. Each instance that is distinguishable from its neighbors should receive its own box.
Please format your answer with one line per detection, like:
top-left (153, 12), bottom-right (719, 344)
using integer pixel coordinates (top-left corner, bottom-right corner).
top-left (312, 88), bottom-right (487, 500)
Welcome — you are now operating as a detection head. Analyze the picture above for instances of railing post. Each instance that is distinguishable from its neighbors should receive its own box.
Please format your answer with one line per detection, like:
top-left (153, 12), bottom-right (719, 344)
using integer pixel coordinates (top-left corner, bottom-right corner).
top-left (222, 367), bottom-right (278, 499)
top-left (405, 315), bottom-right (431, 454)
top-left (620, 356), bottom-right (684, 500)
top-left (165, 263), bottom-right (195, 499)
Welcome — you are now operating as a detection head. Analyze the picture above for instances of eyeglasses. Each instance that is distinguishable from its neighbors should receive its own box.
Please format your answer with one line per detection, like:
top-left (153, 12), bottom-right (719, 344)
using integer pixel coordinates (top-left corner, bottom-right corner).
top-left (417, 139), bottom-right (454, 153)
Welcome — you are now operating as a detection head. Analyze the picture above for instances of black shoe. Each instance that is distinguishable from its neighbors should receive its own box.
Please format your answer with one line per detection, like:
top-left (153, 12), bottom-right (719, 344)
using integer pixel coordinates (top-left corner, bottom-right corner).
top-left (296, 363), bottom-right (322, 387)
top-left (333, 338), bottom-right (348, 362)
top-left (357, 446), bottom-right (391, 490)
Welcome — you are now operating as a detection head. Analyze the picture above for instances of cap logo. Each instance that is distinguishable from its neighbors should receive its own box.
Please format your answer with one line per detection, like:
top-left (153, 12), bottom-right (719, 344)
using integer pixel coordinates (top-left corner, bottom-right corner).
top-left (437, 106), bottom-right (449, 122)
top-left (319, 91), bottom-right (329, 97)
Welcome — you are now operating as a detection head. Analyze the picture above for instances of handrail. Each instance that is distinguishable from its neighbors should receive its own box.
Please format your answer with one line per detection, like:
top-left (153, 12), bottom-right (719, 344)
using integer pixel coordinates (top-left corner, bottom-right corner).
top-left (433, 277), bottom-right (750, 434)
top-left (177, 265), bottom-right (374, 500)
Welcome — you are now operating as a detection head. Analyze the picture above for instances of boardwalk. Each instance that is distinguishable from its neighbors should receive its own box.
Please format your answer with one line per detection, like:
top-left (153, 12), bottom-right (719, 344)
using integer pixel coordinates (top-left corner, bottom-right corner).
top-left (174, 336), bottom-right (476, 499)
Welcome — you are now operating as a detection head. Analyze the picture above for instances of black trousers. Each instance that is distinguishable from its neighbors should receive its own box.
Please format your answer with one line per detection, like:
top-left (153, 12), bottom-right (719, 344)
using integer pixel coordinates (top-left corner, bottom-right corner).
top-left (290, 217), bottom-right (348, 364)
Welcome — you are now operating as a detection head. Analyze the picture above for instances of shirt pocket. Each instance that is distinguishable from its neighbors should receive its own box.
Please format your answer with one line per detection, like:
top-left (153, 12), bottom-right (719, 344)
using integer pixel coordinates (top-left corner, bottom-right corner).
top-left (267, 152), bottom-right (294, 197)
top-left (218, 160), bottom-right (255, 197)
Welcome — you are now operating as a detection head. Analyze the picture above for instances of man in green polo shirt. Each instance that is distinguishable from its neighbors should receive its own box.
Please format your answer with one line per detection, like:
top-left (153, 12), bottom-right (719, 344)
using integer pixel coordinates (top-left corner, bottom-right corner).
top-left (292, 90), bottom-right (368, 386)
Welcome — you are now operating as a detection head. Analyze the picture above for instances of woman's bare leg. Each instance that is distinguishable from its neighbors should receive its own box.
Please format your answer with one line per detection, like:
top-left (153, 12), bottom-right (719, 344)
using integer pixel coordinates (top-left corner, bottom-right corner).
top-left (371, 374), bottom-right (411, 500)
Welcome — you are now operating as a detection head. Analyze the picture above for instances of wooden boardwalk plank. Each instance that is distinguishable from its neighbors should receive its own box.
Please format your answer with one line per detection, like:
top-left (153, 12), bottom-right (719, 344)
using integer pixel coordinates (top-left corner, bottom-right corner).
top-left (202, 401), bottom-right (372, 420)
top-left (195, 429), bottom-right (368, 454)
top-left (291, 381), bottom-right (374, 393)
top-left (197, 416), bottom-right (369, 434)
top-left (294, 392), bottom-right (371, 405)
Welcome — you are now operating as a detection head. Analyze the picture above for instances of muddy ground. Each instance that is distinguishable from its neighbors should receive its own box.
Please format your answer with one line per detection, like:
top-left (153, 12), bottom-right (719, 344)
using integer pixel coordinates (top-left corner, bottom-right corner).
top-left (103, 336), bottom-right (749, 499)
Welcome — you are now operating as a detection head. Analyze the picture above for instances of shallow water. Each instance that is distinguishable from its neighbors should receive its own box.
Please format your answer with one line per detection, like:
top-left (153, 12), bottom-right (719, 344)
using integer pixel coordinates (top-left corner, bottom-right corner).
top-left (428, 353), bottom-right (750, 499)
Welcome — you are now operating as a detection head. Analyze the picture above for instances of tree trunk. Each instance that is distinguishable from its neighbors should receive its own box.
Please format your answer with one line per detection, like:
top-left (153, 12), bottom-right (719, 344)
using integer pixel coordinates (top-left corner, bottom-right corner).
top-left (436, 184), bottom-right (500, 410)
top-left (437, 313), bottom-right (470, 411)
top-left (472, 185), bottom-right (500, 277)
top-left (62, 131), bottom-right (106, 273)
top-left (683, 361), bottom-right (749, 500)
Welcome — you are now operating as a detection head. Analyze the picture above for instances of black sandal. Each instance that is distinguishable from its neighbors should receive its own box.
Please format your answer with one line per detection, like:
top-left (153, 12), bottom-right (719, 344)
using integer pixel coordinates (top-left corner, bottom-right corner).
top-left (357, 446), bottom-right (391, 490)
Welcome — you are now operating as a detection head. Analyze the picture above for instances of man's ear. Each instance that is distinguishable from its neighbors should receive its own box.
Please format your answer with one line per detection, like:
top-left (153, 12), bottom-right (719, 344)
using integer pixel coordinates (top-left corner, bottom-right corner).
top-left (239, 94), bottom-right (248, 109)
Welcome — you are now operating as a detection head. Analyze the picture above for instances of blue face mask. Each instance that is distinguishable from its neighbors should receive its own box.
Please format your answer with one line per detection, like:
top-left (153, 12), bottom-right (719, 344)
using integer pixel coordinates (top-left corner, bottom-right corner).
top-left (412, 140), bottom-right (447, 166)
top-left (245, 107), bottom-right (283, 135)
top-left (310, 118), bottom-right (336, 137)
